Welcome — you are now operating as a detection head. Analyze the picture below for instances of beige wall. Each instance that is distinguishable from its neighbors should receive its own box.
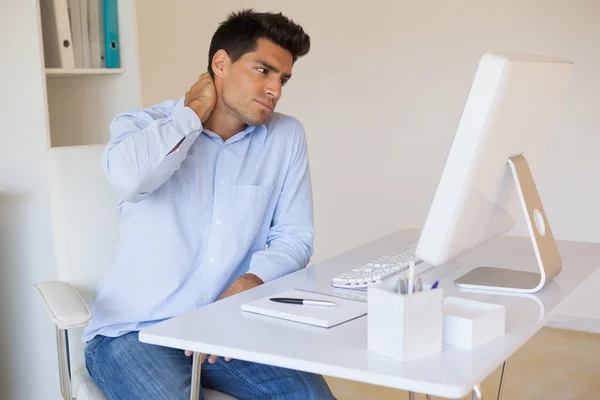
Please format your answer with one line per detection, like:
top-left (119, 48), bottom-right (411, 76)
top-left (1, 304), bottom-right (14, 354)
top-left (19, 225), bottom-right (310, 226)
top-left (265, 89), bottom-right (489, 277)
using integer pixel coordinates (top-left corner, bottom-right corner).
top-left (135, 0), bottom-right (600, 327)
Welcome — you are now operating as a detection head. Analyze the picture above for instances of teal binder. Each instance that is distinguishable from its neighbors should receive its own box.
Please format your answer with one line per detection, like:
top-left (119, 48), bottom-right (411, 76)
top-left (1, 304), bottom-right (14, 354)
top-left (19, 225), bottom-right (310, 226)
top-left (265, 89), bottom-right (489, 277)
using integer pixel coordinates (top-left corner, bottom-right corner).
top-left (104, 0), bottom-right (120, 68)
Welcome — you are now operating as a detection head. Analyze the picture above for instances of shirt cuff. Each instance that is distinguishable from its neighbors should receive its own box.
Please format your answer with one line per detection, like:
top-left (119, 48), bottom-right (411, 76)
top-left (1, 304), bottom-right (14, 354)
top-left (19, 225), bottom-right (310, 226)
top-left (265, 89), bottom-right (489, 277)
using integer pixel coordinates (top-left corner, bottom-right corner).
top-left (160, 106), bottom-right (202, 157)
top-left (171, 105), bottom-right (202, 134)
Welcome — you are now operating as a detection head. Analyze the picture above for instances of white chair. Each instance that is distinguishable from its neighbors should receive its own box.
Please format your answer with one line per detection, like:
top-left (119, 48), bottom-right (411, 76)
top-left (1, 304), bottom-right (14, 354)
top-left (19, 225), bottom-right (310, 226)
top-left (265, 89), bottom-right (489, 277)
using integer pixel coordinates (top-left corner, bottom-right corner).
top-left (34, 144), bottom-right (235, 400)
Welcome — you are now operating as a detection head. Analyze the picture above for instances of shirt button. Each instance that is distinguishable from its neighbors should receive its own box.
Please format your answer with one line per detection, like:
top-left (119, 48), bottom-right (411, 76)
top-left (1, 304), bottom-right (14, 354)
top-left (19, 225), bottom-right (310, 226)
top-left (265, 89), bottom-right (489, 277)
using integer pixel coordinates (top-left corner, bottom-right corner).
top-left (215, 219), bottom-right (221, 225)
top-left (175, 148), bottom-right (180, 153)
top-left (202, 293), bottom-right (208, 300)
top-left (219, 180), bottom-right (225, 186)
top-left (209, 257), bottom-right (215, 263)
top-left (190, 121), bottom-right (198, 130)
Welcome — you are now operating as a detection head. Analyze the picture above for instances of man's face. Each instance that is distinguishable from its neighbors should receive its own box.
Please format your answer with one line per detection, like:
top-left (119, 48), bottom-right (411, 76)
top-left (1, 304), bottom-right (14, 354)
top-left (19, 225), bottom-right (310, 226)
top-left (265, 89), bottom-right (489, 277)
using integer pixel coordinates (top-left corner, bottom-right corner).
top-left (221, 38), bottom-right (293, 126)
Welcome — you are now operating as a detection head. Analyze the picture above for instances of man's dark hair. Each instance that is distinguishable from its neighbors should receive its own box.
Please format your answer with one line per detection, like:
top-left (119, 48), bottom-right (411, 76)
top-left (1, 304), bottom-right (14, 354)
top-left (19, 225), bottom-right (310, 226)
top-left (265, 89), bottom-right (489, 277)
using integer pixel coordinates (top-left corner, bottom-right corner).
top-left (208, 9), bottom-right (311, 78)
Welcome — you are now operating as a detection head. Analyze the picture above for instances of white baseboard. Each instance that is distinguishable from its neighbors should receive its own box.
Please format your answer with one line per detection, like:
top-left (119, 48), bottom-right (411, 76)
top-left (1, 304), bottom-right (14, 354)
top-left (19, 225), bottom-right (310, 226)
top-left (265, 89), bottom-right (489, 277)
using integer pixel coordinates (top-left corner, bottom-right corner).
top-left (545, 314), bottom-right (600, 334)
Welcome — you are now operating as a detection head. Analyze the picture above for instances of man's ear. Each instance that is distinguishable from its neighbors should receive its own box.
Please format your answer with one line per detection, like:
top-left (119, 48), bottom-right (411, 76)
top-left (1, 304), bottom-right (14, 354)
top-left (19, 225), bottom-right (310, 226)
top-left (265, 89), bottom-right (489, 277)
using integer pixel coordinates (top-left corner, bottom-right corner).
top-left (211, 50), bottom-right (229, 78)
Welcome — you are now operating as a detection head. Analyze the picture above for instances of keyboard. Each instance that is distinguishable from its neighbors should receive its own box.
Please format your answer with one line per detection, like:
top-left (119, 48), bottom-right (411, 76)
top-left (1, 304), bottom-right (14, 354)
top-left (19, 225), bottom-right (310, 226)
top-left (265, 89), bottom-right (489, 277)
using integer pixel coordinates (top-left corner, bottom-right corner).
top-left (331, 242), bottom-right (421, 289)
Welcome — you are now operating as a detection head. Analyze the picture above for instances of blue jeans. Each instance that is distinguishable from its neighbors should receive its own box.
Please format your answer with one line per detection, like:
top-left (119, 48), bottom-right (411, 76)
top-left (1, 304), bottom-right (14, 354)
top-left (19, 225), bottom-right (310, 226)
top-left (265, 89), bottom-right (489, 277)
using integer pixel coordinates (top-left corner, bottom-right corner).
top-left (84, 332), bottom-right (335, 400)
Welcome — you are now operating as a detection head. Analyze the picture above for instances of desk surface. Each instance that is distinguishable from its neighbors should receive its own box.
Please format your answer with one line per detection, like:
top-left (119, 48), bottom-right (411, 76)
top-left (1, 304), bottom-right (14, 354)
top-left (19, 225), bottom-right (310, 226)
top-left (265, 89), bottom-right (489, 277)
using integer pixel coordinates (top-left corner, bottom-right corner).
top-left (140, 229), bottom-right (600, 398)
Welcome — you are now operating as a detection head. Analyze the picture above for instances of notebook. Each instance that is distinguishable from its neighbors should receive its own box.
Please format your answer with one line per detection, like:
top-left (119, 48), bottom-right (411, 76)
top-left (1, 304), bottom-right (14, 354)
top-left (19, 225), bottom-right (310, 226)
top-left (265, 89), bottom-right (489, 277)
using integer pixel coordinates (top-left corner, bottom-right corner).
top-left (240, 288), bottom-right (367, 328)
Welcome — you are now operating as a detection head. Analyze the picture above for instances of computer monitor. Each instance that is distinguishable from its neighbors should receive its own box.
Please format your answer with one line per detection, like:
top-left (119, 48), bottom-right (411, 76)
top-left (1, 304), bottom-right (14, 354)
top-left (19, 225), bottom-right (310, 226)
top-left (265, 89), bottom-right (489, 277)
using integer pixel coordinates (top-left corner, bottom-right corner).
top-left (415, 52), bottom-right (574, 293)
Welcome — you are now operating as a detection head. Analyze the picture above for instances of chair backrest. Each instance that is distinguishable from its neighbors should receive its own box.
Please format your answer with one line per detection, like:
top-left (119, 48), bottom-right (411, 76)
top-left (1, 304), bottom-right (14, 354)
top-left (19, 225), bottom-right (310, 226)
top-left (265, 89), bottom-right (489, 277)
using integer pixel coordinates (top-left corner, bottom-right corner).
top-left (46, 144), bottom-right (120, 372)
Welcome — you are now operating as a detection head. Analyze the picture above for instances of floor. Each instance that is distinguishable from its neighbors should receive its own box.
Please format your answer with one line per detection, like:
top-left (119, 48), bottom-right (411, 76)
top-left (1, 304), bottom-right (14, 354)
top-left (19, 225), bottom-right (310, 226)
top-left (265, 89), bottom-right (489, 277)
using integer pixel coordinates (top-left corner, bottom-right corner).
top-left (324, 327), bottom-right (600, 400)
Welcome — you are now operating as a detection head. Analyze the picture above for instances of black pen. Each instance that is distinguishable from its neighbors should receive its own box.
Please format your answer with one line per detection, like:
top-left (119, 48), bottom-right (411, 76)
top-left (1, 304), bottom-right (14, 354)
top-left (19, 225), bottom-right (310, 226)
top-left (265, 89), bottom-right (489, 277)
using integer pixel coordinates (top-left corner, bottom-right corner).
top-left (270, 297), bottom-right (336, 307)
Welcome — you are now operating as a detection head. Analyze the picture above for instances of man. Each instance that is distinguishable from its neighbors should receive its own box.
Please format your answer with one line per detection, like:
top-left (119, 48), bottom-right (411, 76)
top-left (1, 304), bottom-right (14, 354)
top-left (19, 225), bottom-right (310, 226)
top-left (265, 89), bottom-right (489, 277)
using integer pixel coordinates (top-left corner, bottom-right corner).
top-left (82, 9), bottom-right (335, 400)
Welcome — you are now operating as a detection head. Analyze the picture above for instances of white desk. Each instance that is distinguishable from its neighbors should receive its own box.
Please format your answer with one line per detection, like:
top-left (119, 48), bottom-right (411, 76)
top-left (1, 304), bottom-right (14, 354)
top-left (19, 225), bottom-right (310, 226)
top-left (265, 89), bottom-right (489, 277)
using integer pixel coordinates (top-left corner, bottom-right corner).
top-left (139, 229), bottom-right (600, 399)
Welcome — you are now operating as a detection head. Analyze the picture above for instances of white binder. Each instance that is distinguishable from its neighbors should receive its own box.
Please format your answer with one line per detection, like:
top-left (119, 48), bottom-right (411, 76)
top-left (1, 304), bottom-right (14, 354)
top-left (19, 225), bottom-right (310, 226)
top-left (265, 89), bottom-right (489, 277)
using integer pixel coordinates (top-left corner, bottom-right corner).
top-left (87, 0), bottom-right (105, 68)
top-left (39, 0), bottom-right (75, 68)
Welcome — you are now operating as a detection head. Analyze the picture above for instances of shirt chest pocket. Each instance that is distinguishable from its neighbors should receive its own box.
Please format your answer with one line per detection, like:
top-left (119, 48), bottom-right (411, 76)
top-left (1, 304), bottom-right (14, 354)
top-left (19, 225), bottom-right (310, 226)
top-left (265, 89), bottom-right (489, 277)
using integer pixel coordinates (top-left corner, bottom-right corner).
top-left (234, 183), bottom-right (275, 246)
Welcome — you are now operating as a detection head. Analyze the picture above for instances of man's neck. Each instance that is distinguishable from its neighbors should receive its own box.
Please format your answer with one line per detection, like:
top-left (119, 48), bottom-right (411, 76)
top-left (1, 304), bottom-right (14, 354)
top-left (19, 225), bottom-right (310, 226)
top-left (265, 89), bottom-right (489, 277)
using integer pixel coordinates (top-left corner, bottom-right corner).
top-left (202, 101), bottom-right (246, 141)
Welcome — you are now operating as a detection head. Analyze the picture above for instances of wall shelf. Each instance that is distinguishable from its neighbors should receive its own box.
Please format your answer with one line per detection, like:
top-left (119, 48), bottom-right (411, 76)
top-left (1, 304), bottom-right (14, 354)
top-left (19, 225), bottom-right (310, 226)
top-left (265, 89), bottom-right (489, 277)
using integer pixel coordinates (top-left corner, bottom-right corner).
top-left (45, 68), bottom-right (125, 78)
top-left (38, 0), bottom-right (141, 147)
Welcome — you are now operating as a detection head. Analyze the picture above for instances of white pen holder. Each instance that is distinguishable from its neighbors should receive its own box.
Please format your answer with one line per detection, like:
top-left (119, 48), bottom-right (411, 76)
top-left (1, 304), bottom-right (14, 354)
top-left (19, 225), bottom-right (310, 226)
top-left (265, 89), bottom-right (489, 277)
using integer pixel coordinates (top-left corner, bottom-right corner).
top-left (367, 280), bottom-right (443, 362)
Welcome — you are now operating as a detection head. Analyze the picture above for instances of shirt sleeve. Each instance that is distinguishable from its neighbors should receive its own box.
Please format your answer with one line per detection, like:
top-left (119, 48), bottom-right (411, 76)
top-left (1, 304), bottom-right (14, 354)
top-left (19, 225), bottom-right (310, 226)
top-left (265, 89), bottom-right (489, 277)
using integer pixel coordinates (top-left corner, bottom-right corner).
top-left (102, 99), bottom-right (202, 202)
top-left (247, 120), bottom-right (315, 283)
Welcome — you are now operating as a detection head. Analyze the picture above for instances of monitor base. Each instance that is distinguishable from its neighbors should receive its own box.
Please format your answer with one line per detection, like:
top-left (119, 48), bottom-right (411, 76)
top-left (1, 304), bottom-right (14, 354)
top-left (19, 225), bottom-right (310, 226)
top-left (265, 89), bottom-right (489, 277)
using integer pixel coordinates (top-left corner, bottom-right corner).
top-left (454, 155), bottom-right (562, 294)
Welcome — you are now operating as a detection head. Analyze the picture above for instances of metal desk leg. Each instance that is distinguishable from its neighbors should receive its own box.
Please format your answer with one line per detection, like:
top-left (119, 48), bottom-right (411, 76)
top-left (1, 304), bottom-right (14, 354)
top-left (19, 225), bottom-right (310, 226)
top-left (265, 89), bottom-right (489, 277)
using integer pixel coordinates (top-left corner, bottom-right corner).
top-left (408, 393), bottom-right (431, 400)
top-left (405, 360), bottom-right (504, 400)
top-left (497, 360), bottom-right (507, 400)
top-left (472, 384), bottom-right (483, 400)
top-left (190, 352), bottom-right (202, 400)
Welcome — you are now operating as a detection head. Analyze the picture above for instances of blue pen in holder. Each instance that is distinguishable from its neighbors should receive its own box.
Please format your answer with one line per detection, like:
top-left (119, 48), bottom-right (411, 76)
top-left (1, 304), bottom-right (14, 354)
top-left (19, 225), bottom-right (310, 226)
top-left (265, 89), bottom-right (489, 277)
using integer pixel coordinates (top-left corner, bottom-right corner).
top-left (367, 279), bottom-right (444, 362)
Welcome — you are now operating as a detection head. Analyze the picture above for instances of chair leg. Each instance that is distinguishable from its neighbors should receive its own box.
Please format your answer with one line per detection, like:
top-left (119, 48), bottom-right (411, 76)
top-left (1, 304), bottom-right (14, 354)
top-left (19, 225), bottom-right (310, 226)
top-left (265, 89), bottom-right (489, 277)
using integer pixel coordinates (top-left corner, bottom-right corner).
top-left (426, 395), bottom-right (432, 400)
top-left (190, 352), bottom-right (202, 400)
top-left (472, 384), bottom-right (483, 400)
top-left (56, 327), bottom-right (72, 400)
top-left (497, 360), bottom-right (507, 400)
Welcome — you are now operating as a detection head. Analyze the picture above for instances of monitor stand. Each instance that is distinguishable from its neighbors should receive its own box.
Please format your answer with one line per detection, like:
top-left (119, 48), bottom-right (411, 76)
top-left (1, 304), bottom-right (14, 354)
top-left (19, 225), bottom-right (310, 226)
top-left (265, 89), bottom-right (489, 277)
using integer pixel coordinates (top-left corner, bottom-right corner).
top-left (454, 154), bottom-right (562, 294)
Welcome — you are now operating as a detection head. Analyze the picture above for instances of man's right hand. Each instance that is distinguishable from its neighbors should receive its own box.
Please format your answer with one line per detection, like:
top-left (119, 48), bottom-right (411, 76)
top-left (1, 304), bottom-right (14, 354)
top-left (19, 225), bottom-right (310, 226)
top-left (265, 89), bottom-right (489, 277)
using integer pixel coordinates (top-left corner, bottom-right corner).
top-left (184, 72), bottom-right (217, 123)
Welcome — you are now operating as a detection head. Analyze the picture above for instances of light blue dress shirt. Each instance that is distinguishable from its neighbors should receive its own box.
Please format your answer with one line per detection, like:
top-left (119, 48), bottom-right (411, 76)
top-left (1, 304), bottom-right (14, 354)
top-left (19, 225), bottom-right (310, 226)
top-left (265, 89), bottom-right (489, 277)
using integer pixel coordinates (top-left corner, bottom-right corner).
top-left (82, 97), bottom-right (314, 342)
